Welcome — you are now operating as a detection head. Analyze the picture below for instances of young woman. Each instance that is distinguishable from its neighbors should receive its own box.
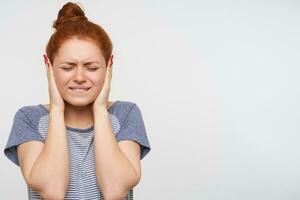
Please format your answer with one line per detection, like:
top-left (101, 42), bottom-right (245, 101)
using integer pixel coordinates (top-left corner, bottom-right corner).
top-left (4, 2), bottom-right (151, 200)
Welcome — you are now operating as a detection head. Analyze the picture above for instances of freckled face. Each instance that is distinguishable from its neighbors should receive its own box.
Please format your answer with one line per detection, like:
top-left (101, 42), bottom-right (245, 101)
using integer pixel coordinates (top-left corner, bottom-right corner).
top-left (51, 38), bottom-right (107, 107)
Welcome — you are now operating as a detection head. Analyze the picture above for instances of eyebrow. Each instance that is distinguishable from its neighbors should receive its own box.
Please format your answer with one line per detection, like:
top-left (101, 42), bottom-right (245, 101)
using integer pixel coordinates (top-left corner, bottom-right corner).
top-left (59, 61), bottom-right (101, 65)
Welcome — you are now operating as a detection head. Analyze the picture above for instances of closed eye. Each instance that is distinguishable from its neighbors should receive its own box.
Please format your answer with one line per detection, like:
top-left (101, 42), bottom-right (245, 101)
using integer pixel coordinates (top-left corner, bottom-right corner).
top-left (87, 67), bottom-right (98, 71)
top-left (62, 67), bottom-right (73, 71)
top-left (60, 66), bottom-right (99, 71)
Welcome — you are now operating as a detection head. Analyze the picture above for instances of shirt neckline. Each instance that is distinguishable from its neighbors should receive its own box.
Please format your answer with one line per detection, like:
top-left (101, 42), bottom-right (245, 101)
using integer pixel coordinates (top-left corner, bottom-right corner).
top-left (38, 101), bottom-right (120, 133)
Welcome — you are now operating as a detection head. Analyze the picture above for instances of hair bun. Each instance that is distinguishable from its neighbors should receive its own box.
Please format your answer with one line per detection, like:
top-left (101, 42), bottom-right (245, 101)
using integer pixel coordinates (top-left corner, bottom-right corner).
top-left (53, 2), bottom-right (88, 30)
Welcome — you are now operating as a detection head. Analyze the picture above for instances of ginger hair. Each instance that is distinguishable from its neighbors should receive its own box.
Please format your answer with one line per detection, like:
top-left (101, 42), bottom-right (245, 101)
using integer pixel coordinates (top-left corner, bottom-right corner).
top-left (45, 2), bottom-right (113, 66)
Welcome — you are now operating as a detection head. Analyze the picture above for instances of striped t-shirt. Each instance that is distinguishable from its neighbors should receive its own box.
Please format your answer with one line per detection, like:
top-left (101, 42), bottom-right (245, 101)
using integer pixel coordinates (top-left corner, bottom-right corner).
top-left (4, 100), bottom-right (151, 200)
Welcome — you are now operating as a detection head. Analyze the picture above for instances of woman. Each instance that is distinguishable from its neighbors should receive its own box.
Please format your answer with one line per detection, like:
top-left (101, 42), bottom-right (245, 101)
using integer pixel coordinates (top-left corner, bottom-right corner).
top-left (4, 2), bottom-right (151, 200)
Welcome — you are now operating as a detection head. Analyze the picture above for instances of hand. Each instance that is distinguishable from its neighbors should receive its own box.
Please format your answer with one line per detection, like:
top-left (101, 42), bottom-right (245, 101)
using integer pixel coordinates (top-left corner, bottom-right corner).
top-left (43, 54), bottom-right (65, 112)
top-left (93, 54), bottom-right (113, 112)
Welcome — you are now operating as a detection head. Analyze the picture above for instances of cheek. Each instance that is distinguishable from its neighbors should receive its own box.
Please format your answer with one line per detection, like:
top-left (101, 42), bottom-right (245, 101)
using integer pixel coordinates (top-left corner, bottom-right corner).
top-left (92, 74), bottom-right (105, 86)
top-left (51, 71), bottom-right (62, 87)
top-left (52, 70), bottom-right (70, 92)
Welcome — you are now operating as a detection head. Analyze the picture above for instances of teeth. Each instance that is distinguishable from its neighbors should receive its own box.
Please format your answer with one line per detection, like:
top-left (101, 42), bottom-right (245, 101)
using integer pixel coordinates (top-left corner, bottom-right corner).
top-left (71, 88), bottom-right (89, 92)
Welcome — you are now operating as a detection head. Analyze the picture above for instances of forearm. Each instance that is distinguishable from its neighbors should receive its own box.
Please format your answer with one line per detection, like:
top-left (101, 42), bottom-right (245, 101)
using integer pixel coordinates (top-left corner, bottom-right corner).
top-left (93, 109), bottom-right (138, 199)
top-left (29, 107), bottom-right (69, 198)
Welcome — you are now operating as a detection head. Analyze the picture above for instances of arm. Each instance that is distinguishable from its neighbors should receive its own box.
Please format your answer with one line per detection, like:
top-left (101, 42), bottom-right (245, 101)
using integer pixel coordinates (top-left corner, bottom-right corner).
top-left (17, 107), bottom-right (69, 199)
top-left (93, 108), bottom-right (141, 200)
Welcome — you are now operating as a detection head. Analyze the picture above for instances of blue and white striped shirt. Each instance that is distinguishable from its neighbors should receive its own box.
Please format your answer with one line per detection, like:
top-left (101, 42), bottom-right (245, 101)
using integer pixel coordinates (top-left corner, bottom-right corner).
top-left (4, 100), bottom-right (151, 199)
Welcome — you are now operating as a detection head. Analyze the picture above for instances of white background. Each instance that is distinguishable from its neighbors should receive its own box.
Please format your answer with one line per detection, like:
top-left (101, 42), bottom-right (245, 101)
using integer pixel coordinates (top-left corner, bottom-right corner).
top-left (1, 0), bottom-right (299, 199)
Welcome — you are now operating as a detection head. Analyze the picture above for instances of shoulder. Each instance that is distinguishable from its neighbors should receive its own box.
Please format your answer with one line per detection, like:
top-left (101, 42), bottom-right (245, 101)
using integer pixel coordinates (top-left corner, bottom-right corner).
top-left (115, 100), bottom-right (136, 109)
top-left (16, 104), bottom-right (46, 117)
top-left (112, 100), bottom-right (144, 123)
top-left (113, 100), bottom-right (140, 115)
top-left (10, 104), bottom-right (46, 131)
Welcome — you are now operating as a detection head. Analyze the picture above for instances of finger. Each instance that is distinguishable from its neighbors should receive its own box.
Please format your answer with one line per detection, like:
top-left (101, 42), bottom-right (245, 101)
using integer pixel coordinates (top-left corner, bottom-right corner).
top-left (103, 55), bottom-right (113, 87)
top-left (48, 65), bottom-right (56, 87)
top-left (44, 54), bottom-right (53, 80)
top-left (110, 54), bottom-right (113, 67)
top-left (105, 64), bottom-right (112, 88)
top-left (43, 55), bottom-right (49, 80)
top-left (108, 55), bottom-right (113, 78)
top-left (107, 54), bottom-right (113, 68)
top-left (44, 55), bottom-right (55, 78)
top-left (43, 54), bottom-right (51, 66)
top-left (44, 55), bottom-right (57, 92)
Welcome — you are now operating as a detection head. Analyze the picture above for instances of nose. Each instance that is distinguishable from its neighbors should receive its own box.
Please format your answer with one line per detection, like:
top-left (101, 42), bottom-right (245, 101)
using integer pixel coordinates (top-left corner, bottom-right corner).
top-left (74, 67), bottom-right (86, 83)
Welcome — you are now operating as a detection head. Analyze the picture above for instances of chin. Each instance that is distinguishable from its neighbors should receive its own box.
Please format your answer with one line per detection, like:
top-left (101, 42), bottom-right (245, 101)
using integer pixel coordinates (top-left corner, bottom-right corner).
top-left (64, 98), bottom-right (94, 107)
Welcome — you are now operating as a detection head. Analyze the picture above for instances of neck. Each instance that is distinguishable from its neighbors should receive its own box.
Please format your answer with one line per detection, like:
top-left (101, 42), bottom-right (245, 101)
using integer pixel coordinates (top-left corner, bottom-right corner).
top-left (64, 102), bottom-right (94, 128)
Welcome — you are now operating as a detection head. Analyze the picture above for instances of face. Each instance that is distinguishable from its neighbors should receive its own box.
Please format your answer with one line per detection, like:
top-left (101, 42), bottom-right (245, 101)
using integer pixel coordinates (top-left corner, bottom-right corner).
top-left (51, 37), bottom-right (107, 107)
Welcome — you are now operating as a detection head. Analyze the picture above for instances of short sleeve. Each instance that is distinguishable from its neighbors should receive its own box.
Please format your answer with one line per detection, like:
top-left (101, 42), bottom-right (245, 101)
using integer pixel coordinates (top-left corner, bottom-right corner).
top-left (116, 104), bottom-right (151, 160)
top-left (3, 108), bottom-right (45, 167)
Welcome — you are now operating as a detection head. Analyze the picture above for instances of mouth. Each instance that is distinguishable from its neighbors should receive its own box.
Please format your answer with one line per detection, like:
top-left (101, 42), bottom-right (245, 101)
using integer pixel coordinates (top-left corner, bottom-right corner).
top-left (69, 87), bottom-right (91, 94)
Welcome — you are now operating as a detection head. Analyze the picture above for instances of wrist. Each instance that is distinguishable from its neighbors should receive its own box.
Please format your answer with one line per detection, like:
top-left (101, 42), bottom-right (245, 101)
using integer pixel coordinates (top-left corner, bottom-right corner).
top-left (50, 105), bottom-right (64, 113)
top-left (93, 107), bottom-right (108, 115)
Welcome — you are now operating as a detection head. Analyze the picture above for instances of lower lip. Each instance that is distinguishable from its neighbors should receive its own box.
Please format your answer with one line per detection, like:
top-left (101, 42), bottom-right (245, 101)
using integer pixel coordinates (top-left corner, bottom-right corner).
top-left (69, 88), bottom-right (91, 94)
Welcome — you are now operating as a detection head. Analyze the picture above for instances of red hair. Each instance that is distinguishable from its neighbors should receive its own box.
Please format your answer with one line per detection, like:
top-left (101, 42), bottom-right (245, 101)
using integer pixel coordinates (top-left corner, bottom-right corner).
top-left (45, 2), bottom-right (113, 66)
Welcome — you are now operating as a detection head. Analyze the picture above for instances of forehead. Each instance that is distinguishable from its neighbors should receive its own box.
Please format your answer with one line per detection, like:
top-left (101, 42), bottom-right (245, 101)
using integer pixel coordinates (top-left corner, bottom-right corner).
top-left (56, 38), bottom-right (104, 62)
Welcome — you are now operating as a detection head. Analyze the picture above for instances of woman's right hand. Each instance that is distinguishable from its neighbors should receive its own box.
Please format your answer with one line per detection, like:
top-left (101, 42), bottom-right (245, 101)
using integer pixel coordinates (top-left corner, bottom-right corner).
top-left (43, 54), bottom-right (65, 112)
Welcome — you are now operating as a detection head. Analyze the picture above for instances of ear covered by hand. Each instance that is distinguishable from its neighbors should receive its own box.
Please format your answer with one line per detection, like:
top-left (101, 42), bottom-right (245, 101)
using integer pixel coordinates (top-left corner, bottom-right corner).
top-left (43, 54), bottom-right (65, 112)
top-left (93, 54), bottom-right (114, 111)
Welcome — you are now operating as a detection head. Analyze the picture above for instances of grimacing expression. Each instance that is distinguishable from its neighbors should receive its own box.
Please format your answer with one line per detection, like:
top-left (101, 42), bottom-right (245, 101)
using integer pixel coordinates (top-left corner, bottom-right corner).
top-left (51, 38), bottom-right (107, 106)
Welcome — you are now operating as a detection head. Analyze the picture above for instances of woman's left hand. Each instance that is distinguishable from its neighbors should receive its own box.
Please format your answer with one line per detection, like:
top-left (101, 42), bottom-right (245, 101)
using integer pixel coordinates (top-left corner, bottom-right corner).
top-left (93, 55), bottom-right (113, 112)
